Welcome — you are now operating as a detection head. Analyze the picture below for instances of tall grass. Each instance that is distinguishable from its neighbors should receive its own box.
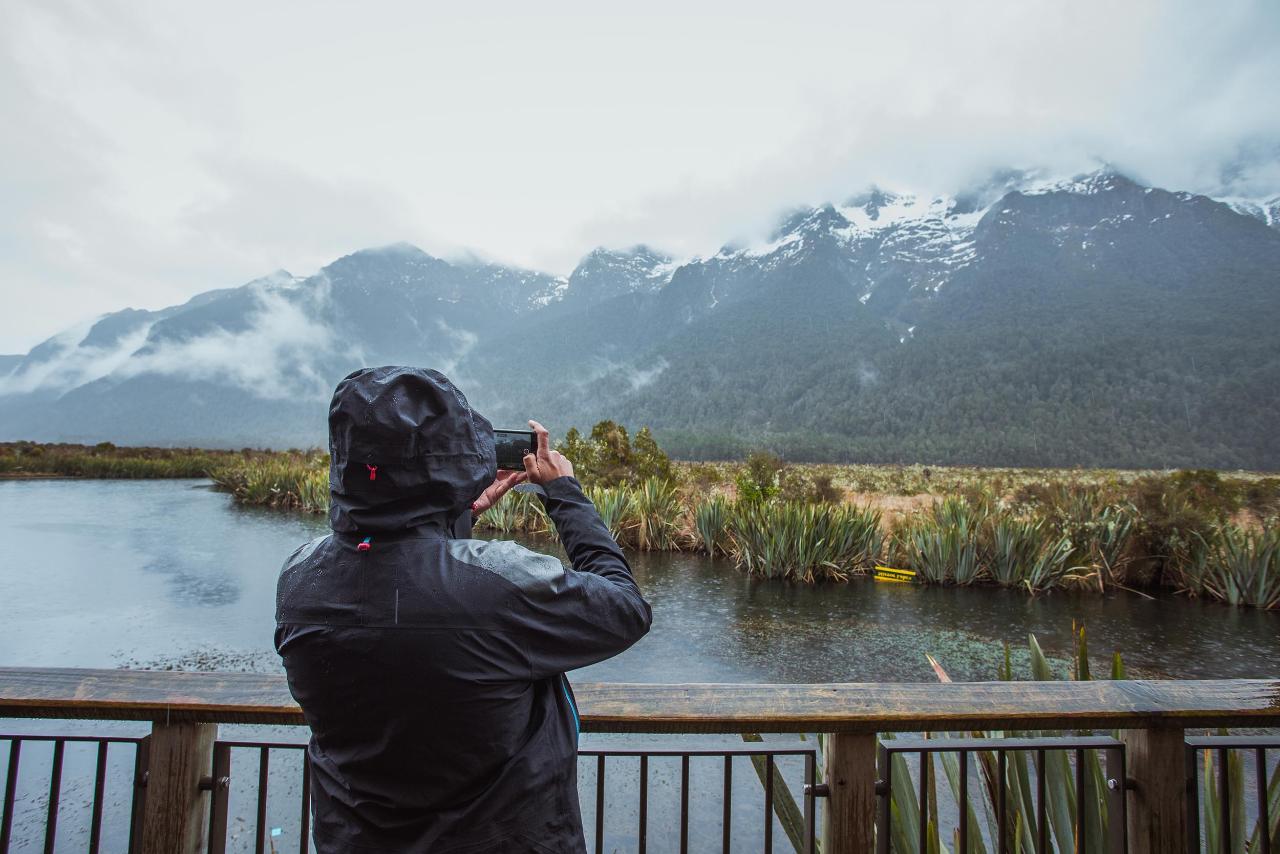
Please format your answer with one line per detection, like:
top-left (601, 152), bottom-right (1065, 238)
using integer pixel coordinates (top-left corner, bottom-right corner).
top-left (1197, 526), bottom-right (1280, 609)
top-left (725, 501), bottom-right (882, 582)
top-left (694, 495), bottom-right (731, 556)
top-left (631, 477), bottom-right (684, 551)
top-left (209, 456), bottom-right (329, 512)
top-left (586, 485), bottom-right (634, 542)
top-left (895, 498), bottom-right (986, 585)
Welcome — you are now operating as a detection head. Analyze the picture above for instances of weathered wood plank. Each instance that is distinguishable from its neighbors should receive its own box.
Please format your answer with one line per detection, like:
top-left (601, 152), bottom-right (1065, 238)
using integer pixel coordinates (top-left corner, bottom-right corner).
top-left (1, 668), bottom-right (1278, 731)
top-left (1122, 727), bottom-right (1188, 854)
top-left (139, 722), bottom-right (215, 854)
top-left (823, 733), bottom-right (877, 853)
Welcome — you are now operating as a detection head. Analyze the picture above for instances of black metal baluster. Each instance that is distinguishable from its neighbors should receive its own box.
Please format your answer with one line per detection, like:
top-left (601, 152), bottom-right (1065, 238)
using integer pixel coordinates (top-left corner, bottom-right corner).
top-left (1036, 749), bottom-right (1047, 854)
top-left (1186, 746), bottom-right (1201, 854)
top-left (876, 742), bottom-right (892, 854)
top-left (920, 751), bottom-right (930, 854)
top-left (256, 748), bottom-right (269, 854)
top-left (997, 750), bottom-right (1007, 854)
top-left (299, 754), bottom-right (311, 854)
top-left (1, 740), bottom-right (20, 854)
top-left (1257, 748), bottom-right (1271, 854)
top-left (723, 755), bottom-right (732, 854)
top-left (1103, 746), bottom-right (1126, 854)
top-left (958, 750), bottom-right (969, 854)
top-left (594, 755), bottom-right (604, 854)
top-left (128, 736), bottom-right (149, 854)
top-left (1075, 749), bottom-right (1085, 854)
top-left (43, 740), bottom-right (64, 854)
top-left (1219, 749), bottom-right (1231, 854)
top-left (88, 741), bottom-right (108, 854)
top-left (638, 755), bottom-right (647, 854)
top-left (804, 751), bottom-right (815, 854)
top-left (680, 754), bottom-right (690, 854)
top-left (764, 755), bottom-right (774, 854)
top-left (208, 743), bottom-right (231, 854)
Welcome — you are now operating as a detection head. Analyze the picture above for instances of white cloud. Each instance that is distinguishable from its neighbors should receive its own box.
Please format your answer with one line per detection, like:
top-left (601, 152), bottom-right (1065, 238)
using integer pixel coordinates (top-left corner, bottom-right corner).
top-left (1, 0), bottom-right (1277, 351)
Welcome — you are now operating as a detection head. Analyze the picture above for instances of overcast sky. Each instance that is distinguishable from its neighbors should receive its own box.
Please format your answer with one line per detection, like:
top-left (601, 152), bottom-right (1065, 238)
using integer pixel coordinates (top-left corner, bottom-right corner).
top-left (2, 0), bottom-right (1278, 352)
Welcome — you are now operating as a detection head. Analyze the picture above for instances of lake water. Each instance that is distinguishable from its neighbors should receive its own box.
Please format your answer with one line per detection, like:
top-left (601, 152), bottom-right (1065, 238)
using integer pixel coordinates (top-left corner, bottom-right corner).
top-left (1, 479), bottom-right (1277, 852)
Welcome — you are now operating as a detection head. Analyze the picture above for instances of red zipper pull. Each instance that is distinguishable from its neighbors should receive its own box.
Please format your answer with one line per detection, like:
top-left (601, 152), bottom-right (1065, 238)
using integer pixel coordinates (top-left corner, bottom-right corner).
top-left (366, 464), bottom-right (378, 481)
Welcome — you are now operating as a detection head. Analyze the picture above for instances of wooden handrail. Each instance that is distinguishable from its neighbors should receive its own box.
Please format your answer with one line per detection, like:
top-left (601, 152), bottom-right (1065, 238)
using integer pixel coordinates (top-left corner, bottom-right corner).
top-left (1, 666), bottom-right (1278, 732)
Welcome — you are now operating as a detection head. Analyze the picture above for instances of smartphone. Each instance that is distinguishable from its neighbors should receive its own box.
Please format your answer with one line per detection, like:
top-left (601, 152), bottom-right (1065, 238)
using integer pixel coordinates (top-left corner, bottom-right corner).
top-left (493, 428), bottom-right (535, 470)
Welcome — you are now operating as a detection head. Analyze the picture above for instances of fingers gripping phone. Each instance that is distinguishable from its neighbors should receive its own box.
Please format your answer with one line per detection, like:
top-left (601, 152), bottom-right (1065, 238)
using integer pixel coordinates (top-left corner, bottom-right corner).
top-left (493, 428), bottom-right (536, 471)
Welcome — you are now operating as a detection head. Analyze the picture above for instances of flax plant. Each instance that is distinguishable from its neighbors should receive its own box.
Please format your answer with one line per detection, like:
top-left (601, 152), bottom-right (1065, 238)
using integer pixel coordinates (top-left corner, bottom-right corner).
top-left (694, 495), bottom-right (731, 556)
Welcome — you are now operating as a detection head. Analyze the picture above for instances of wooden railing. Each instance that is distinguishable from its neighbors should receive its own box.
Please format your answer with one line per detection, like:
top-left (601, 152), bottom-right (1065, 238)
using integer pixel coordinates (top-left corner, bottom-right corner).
top-left (2, 667), bottom-right (1279, 853)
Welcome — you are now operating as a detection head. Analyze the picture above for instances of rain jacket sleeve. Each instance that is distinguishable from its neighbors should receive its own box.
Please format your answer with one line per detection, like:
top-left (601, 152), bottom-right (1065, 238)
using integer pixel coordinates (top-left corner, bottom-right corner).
top-left (513, 476), bottom-right (652, 679)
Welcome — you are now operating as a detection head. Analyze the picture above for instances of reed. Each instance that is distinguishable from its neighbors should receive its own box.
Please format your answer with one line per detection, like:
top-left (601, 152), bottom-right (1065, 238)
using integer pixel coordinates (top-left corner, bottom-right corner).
top-left (631, 477), bottom-right (684, 551)
top-left (585, 485), bottom-right (634, 542)
top-left (895, 498), bottom-right (986, 585)
top-left (209, 455), bottom-right (329, 512)
top-left (693, 495), bottom-right (731, 556)
top-left (726, 500), bottom-right (882, 582)
top-left (1199, 525), bottom-right (1280, 609)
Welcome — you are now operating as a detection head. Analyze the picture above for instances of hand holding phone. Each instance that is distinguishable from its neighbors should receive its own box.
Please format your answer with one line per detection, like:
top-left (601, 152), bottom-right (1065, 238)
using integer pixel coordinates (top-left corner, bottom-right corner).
top-left (522, 420), bottom-right (575, 485)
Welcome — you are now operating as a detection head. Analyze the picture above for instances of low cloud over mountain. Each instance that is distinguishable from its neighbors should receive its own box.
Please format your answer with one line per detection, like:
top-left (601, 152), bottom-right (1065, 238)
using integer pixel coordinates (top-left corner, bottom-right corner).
top-left (3, 169), bottom-right (1278, 469)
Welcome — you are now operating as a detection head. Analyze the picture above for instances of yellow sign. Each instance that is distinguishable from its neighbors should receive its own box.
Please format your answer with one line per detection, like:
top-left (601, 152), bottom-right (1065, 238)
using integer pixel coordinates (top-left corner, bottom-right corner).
top-left (873, 565), bottom-right (915, 584)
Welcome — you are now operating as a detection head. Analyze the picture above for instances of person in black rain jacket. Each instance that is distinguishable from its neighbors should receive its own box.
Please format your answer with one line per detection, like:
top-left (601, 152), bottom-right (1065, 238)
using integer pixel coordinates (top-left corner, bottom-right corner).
top-left (275, 366), bottom-right (652, 853)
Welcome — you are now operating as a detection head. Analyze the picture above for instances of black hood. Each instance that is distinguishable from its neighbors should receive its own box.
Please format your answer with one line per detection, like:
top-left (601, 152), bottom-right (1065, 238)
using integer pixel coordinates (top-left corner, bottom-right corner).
top-left (327, 366), bottom-right (496, 533)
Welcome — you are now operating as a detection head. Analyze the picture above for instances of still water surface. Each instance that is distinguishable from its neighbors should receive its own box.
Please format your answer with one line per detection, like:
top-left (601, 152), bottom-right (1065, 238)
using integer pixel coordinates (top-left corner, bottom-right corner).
top-left (1, 479), bottom-right (1276, 851)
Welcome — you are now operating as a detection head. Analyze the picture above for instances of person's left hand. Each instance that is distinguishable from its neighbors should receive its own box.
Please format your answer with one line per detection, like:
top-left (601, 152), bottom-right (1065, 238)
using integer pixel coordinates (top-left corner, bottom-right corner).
top-left (471, 469), bottom-right (529, 517)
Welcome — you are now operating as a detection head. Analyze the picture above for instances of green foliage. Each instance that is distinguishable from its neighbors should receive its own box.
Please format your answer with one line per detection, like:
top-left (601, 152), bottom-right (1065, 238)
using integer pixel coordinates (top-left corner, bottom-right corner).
top-left (0, 441), bottom-right (242, 479)
top-left (631, 477), bottom-right (683, 552)
top-left (735, 451), bottom-right (784, 503)
top-left (895, 498), bottom-right (987, 585)
top-left (555, 421), bottom-right (672, 487)
top-left (208, 454), bottom-right (330, 512)
top-left (1196, 525), bottom-right (1280, 608)
top-left (694, 496), bottom-right (731, 556)
top-left (725, 500), bottom-right (882, 582)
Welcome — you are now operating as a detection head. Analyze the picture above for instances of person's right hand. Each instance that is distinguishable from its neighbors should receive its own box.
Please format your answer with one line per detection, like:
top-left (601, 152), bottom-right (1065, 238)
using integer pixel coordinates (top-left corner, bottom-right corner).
top-left (523, 420), bottom-right (575, 485)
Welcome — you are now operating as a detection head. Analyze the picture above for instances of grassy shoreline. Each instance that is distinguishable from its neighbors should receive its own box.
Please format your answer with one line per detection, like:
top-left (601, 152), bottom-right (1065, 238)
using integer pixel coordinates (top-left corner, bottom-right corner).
top-left (5, 441), bottom-right (1278, 609)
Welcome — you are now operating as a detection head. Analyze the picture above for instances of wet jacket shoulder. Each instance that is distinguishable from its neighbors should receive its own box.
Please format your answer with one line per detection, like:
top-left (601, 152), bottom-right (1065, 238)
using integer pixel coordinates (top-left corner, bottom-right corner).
top-left (275, 476), bottom-right (651, 853)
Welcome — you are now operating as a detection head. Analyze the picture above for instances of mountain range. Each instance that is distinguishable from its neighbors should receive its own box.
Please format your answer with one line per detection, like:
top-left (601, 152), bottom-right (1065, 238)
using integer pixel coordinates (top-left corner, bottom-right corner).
top-left (3, 168), bottom-right (1279, 469)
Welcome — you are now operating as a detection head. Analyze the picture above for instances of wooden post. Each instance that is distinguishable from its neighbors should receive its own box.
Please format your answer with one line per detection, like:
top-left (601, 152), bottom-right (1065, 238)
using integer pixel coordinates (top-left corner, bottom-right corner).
top-left (139, 721), bottom-right (216, 854)
top-left (822, 733), bottom-right (877, 853)
top-left (1121, 727), bottom-right (1188, 854)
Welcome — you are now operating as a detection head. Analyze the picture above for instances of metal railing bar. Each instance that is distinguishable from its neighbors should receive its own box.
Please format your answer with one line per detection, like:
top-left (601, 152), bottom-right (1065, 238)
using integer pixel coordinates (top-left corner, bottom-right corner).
top-left (679, 754), bottom-right (690, 854)
top-left (299, 754), bottom-right (310, 854)
top-left (883, 736), bottom-right (1124, 754)
top-left (255, 747), bottom-right (268, 854)
top-left (764, 754), bottom-right (773, 854)
top-left (1, 740), bottom-right (20, 854)
top-left (578, 745), bottom-right (819, 757)
top-left (43, 739), bottom-right (64, 854)
top-left (1257, 747), bottom-right (1271, 854)
top-left (958, 749), bottom-right (969, 854)
top-left (637, 754), bottom-right (647, 854)
top-left (1036, 749), bottom-right (1047, 854)
top-left (207, 742), bottom-right (230, 854)
top-left (594, 754), bottom-right (604, 854)
top-left (0, 735), bottom-right (144, 746)
top-left (876, 741), bottom-right (891, 854)
top-left (1185, 737), bottom-right (1280, 749)
top-left (88, 740), bottom-right (108, 854)
top-left (1186, 745), bottom-right (1201, 854)
top-left (997, 749), bottom-right (1007, 854)
top-left (1218, 748), bottom-right (1231, 854)
top-left (722, 755), bottom-right (732, 854)
top-left (804, 751), bottom-right (815, 854)
top-left (127, 736), bottom-right (149, 854)
top-left (920, 750), bottom-right (931, 854)
top-left (1075, 748), bottom-right (1085, 854)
